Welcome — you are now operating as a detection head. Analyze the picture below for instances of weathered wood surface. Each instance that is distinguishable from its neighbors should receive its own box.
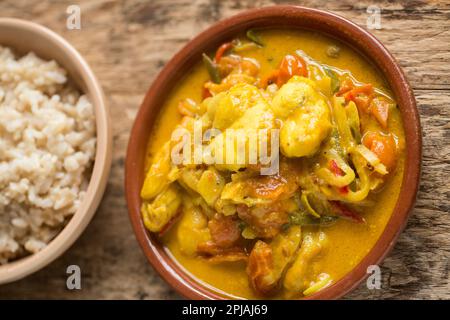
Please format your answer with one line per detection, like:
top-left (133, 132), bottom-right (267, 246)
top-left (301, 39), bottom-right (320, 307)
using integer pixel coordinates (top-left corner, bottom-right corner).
top-left (0, 0), bottom-right (448, 299)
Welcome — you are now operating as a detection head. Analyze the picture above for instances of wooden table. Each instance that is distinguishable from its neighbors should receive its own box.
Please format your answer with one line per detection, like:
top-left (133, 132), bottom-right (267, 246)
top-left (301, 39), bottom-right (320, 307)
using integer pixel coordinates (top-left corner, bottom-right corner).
top-left (0, 0), bottom-right (448, 299)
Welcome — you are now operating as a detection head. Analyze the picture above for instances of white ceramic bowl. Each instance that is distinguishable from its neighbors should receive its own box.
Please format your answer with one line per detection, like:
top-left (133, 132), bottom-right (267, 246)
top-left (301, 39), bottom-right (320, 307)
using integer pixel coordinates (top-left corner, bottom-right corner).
top-left (0, 18), bottom-right (112, 284)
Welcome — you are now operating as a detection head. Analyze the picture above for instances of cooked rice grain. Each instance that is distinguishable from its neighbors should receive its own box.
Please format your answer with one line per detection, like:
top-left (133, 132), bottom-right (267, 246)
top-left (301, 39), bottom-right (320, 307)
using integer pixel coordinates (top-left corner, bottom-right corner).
top-left (0, 46), bottom-right (96, 264)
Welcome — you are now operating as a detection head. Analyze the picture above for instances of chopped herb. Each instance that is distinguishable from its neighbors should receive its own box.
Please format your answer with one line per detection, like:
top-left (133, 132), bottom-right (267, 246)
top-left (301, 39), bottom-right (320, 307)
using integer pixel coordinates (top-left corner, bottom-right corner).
top-left (238, 221), bottom-right (247, 232)
top-left (281, 223), bottom-right (291, 232)
top-left (324, 67), bottom-right (340, 94)
top-left (246, 29), bottom-right (264, 46)
top-left (289, 212), bottom-right (338, 227)
top-left (301, 192), bottom-right (321, 218)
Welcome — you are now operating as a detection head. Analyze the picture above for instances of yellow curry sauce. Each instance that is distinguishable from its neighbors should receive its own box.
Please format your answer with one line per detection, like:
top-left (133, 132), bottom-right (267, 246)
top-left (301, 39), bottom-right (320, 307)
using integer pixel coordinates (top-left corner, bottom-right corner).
top-left (142, 29), bottom-right (405, 299)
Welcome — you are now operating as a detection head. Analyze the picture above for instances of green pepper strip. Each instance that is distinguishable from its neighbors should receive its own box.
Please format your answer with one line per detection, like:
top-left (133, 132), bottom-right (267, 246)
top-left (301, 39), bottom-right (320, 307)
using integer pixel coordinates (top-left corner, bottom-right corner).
top-left (202, 53), bottom-right (221, 84)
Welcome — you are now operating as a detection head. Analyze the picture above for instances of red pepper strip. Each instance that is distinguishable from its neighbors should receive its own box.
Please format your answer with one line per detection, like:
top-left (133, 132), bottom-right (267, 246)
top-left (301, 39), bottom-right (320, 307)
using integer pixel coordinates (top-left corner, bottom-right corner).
top-left (202, 86), bottom-right (212, 99)
top-left (330, 201), bottom-right (365, 224)
top-left (214, 42), bottom-right (234, 63)
top-left (329, 160), bottom-right (349, 194)
top-left (330, 159), bottom-right (344, 176)
top-left (339, 186), bottom-right (349, 194)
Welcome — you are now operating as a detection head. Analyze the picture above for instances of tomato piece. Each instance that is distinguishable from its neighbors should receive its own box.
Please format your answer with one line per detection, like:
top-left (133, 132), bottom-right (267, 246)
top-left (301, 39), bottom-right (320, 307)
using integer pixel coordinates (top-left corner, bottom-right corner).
top-left (260, 70), bottom-right (280, 88)
top-left (343, 84), bottom-right (373, 113)
top-left (354, 95), bottom-right (372, 112)
top-left (276, 54), bottom-right (308, 86)
top-left (363, 132), bottom-right (397, 170)
top-left (260, 54), bottom-right (308, 88)
top-left (370, 98), bottom-right (390, 128)
top-left (350, 83), bottom-right (374, 96)
top-left (240, 59), bottom-right (259, 76)
top-left (202, 86), bottom-right (212, 99)
top-left (337, 78), bottom-right (354, 96)
top-left (214, 42), bottom-right (234, 63)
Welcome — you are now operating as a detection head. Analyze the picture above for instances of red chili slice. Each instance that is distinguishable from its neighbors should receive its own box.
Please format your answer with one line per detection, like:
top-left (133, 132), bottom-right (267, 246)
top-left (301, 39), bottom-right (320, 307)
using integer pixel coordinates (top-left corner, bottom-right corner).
top-left (329, 160), bottom-right (349, 194)
top-left (214, 42), bottom-right (234, 63)
top-left (330, 201), bottom-right (365, 224)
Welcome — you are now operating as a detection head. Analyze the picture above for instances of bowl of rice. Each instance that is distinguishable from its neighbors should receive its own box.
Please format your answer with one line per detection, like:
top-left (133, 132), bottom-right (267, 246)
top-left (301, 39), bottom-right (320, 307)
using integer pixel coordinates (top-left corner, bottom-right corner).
top-left (0, 18), bottom-right (112, 284)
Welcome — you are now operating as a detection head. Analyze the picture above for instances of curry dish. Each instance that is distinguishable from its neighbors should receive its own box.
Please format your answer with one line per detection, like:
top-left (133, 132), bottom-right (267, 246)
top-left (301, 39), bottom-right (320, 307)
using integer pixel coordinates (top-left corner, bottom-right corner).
top-left (140, 29), bottom-right (405, 299)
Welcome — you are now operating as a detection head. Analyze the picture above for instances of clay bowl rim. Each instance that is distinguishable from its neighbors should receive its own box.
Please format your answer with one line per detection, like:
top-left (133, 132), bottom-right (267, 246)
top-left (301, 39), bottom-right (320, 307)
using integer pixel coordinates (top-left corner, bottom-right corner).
top-left (125, 5), bottom-right (421, 300)
top-left (0, 18), bottom-right (113, 284)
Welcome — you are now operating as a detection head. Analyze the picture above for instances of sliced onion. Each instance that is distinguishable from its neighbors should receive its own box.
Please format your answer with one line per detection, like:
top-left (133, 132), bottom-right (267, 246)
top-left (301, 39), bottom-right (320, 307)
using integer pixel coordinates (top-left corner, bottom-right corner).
top-left (355, 144), bottom-right (388, 175)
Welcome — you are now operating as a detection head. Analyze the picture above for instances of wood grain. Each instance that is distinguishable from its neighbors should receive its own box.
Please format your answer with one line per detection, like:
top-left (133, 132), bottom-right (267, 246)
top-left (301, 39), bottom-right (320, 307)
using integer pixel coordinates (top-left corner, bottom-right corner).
top-left (0, 0), bottom-right (448, 299)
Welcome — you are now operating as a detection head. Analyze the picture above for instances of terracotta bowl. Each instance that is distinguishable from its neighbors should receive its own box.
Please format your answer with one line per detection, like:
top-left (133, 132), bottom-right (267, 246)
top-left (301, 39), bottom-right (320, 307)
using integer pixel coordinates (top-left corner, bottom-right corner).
top-left (0, 18), bottom-right (112, 284)
top-left (125, 6), bottom-right (421, 299)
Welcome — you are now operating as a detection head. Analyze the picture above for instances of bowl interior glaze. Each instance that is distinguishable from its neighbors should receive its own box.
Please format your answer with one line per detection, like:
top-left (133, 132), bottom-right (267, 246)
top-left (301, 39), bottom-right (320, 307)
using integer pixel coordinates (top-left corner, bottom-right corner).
top-left (125, 6), bottom-right (421, 299)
